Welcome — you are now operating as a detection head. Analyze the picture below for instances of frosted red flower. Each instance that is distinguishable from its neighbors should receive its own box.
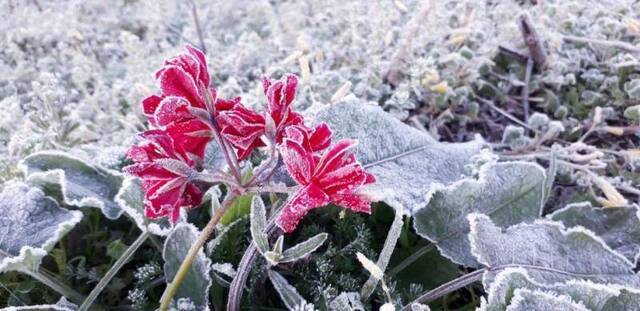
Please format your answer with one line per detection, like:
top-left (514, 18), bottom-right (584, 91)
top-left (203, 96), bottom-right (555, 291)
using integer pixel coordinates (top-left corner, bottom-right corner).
top-left (277, 126), bottom-right (376, 233)
top-left (124, 130), bottom-right (203, 224)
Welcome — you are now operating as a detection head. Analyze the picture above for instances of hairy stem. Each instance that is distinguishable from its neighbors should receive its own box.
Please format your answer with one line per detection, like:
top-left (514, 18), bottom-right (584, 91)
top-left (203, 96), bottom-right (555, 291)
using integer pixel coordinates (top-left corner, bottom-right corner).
top-left (401, 268), bottom-right (486, 310)
top-left (159, 194), bottom-right (237, 310)
top-left (79, 231), bottom-right (150, 311)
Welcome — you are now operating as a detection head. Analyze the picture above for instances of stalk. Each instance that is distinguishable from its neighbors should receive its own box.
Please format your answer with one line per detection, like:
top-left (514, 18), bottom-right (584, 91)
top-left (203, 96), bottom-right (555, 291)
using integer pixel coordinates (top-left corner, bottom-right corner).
top-left (23, 269), bottom-right (85, 304)
top-left (79, 231), bottom-right (150, 311)
top-left (159, 194), bottom-right (237, 310)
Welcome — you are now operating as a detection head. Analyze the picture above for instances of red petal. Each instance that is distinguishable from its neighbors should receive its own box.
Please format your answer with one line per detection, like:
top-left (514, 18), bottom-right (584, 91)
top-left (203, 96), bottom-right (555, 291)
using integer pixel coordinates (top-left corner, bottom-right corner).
top-left (185, 45), bottom-right (210, 88)
top-left (308, 123), bottom-right (332, 152)
top-left (280, 138), bottom-right (315, 185)
top-left (276, 184), bottom-right (330, 233)
top-left (154, 96), bottom-right (193, 126)
top-left (166, 119), bottom-right (212, 160)
top-left (158, 66), bottom-right (204, 109)
top-left (142, 95), bottom-right (162, 115)
top-left (330, 193), bottom-right (372, 214)
top-left (316, 163), bottom-right (368, 194)
top-left (314, 139), bottom-right (357, 178)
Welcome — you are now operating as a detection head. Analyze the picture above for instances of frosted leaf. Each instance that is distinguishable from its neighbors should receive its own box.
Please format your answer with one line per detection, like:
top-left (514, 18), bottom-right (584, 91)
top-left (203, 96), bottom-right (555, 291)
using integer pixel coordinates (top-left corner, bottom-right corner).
top-left (250, 196), bottom-right (269, 254)
top-left (163, 223), bottom-right (212, 311)
top-left (280, 233), bottom-right (328, 263)
top-left (204, 141), bottom-right (226, 172)
top-left (480, 268), bottom-right (640, 311)
top-left (413, 161), bottom-right (546, 267)
top-left (468, 214), bottom-right (640, 288)
top-left (0, 181), bottom-right (82, 272)
top-left (3, 296), bottom-right (78, 310)
top-left (505, 289), bottom-right (588, 311)
top-left (329, 292), bottom-right (365, 311)
top-left (550, 202), bottom-right (640, 265)
top-left (115, 177), bottom-right (172, 236)
top-left (20, 151), bottom-right (124, 219)
top-left (267, 269), bottom-right (313, 310)
top-left (313, 100), bottom-right (487, 214)
top-left (211, 262), bottom-right (236, 278)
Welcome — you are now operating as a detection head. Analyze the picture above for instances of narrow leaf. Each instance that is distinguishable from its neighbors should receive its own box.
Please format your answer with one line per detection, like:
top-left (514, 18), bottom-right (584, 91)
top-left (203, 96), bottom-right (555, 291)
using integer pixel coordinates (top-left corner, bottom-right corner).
top-left (250, 196), bottom-right (270, 254)
top-left (267, 270), bottom-right (311, 310)
top-left (281, 233), bottom-right (328, 263)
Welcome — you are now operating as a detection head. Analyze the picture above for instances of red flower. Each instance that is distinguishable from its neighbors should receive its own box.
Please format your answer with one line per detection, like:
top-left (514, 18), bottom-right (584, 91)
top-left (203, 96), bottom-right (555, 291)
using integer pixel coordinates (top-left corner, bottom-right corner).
top-left (124, 130), bottom-right (203, 224)
top-left (263, 74), bottom-right (304, 142)
top-left (276, 127), bottom-right (375, 233)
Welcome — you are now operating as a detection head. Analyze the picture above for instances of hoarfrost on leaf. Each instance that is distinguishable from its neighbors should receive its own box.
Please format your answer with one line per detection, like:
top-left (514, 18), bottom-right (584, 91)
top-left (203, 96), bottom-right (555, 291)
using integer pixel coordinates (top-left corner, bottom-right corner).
top-left (313, 100), bottom-right (487, 214)
top-left (413, 161), bottom-right (546, 267)
top-left (115, 177), bottom-right (172, 236)
top-left (268, 269), bottom-right (313, 310)
top-left (20, 151), bottom-right (124, 219)
top-left (480, 268), bottom-right (640, 311)
top-left (505, 289), bottom-right (588, 311)
top-left (0, 181), bottom-right (82, 272)
top-left (549, 202), bottom-right (640, 265)
top-left (163, 223), bottom-right (212, 311)
top-left (468, 213), bottom-right (640, 288)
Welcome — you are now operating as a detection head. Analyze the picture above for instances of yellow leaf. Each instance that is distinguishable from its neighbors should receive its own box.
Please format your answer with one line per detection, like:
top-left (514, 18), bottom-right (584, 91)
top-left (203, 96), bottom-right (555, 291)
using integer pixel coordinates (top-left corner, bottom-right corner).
top-left (593, 176), bottom-right (628, 208)
top-left (430, 81), bottom-right (449, 94)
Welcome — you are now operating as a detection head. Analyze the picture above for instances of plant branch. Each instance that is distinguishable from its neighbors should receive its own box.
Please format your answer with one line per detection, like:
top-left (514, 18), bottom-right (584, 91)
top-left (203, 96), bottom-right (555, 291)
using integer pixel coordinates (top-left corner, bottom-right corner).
top-left (400, 268), bottom-right (486, 310)
top-left (79, 231), bottom-right (150, 311)
top-left (188, 0), bottom-right (206, 53)
top-left (388, 244), bottom-right (435, 277)
top-left (562, 34), bottom-right (640, 54)
top-left (159, 194), bottom-right (237, 310)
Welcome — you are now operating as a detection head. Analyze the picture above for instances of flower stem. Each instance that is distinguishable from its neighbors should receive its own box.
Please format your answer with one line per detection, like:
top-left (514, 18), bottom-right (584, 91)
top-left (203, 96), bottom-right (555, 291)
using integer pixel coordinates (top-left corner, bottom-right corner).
top-left (79, 231), bottom-right (150, 311)
top-left (159, 194), bottom-right (237, 311)
top-left (400, 268), bottom-right (486, 310)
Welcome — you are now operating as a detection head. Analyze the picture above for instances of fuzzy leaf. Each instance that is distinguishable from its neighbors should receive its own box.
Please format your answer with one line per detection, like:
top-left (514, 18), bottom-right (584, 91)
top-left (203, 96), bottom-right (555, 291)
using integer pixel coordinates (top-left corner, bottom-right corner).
top-left (329, 292), bottom-right (365, 311)
top-left (413, 161), bottom-right (546, 267)
top-left (20, 151), bottom-right (124, 219)
top-left (314, 100), bottom-right (487, 214)
top-left (281, 233), bottom-right (328, 263)
top-left (505, 289), bottom-right (588, 311)
top-left (115, 177), bottom-right (172, 236)
top-left (468, 213), bottom-right (640, 288)
top-left (0, 181), bottom-right (82, 272)
top-left (204, 141), bottom-right (226, 172)
top-left (163, 223), bottom-right (212, 310)
top-left (480, 268), bottom-right (640, 311)
top-left (550, 203), bottom-right (640, 265)
top-left (250, 196), bottom-right (270, 254)
top-left (267, 269), bottom-right (311, 310)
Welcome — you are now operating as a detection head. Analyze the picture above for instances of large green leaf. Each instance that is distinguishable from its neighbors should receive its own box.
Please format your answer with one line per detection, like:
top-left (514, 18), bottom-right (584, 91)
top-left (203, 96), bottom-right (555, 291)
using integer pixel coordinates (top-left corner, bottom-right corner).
top-left (163, 223), bottom-right (212, 310)
top-left (413, 161), bottom-right (546, 267)
top-left (20, 151), bottom-right (123, 219)
top-left (313, 100), bottom-right (487, 214)
top-left (115, 177), bottom-right (172, 236)
top-left (505, 289), bottom-right (588, 311)
top-left (468, 214), bottom-right (640, 288)
top-left (0, 181), bottom-right (82, 272)
top-left (550, 203), bottom-right (640, 264)
top-left (480, 268), bottom-right (640, 311)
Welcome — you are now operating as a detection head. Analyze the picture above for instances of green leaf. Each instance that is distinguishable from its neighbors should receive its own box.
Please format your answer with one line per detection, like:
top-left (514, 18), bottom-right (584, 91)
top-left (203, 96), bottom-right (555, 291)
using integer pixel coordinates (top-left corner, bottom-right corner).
top-left (267, 269), bottom-right (312, 310)
top-left (281, 233), bottom-right (328, 263)
top-left (550, 203), bottom-right (640, 265)
top-left (250, 196), bottom-right (269, 254)
top-left (106, 240), bottom-right (128, 261)
top-left (220, 194), bottom-right (253, 226)
top-left (115, 177), bottom-right (172, 236)
top-left (480, 268), bottom-right (640, 311)
top-left (468, 213), bottom-right (640, 288)
top-left (163, 223), bottom-right (212, 310)
top-left (413, 161), bottom-right (546, 267)
top-left (0, 181), bottom-right (82, 272)
top-left (314, 99), bottom-right (487, 214)
top-left (20, 151), bottom-right (124, 219)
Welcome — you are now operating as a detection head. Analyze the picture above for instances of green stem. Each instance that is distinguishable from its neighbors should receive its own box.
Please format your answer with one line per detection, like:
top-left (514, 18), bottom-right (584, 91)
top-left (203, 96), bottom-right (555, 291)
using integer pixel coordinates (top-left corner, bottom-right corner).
top-left (78, 231), bottom-right (150, 311)
top-left (400, 268), bottom-right (486, 310)
top-left (23, 268), bottom-right (85, 304)
top-left (159, 194), bottom-right (236, 311)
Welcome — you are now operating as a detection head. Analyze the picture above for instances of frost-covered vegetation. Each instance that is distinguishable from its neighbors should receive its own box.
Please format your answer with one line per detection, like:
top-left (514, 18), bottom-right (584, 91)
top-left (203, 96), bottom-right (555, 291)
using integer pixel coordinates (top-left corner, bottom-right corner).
top-left (2, 0), bottom-right (640, 310)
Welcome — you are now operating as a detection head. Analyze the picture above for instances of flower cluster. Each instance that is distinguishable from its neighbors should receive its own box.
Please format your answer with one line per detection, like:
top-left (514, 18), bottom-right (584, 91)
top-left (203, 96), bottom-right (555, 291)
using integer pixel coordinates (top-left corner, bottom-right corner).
top-left (125, 45), bottom-right (375, 232)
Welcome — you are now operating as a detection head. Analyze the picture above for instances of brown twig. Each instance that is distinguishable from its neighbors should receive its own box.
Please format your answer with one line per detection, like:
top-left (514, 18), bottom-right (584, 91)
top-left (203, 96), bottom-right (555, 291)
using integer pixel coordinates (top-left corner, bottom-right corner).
top-left (519, 13), bottom-right (547, 68)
